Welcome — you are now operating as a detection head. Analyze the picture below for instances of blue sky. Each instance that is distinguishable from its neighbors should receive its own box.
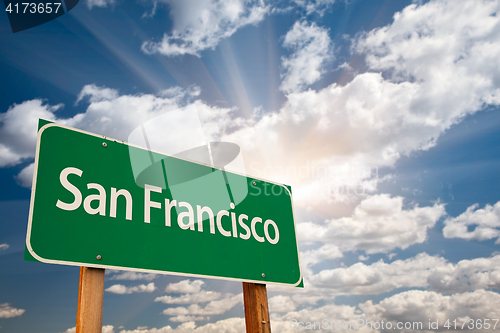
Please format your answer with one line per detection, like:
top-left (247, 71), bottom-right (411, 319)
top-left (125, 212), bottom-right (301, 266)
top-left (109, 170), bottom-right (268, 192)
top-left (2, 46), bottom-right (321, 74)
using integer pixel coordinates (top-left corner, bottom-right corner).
top-left (2, 0), bottom-right (500, 332)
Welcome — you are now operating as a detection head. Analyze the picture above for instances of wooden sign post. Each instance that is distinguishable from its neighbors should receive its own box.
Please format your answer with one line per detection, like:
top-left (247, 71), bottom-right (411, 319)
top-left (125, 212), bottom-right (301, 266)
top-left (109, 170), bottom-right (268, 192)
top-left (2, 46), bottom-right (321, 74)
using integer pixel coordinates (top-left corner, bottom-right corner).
top-left (74, 274), bottom-right (271, 333)
top-left (76, 267), bottom-right (105, 333)
top-left (243, 282), bottom-right (271, 333)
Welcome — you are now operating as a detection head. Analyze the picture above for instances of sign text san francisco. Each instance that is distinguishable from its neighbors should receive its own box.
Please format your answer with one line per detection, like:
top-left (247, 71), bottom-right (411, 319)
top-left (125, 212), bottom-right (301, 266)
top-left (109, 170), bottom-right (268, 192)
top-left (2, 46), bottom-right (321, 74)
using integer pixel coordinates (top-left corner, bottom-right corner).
top-left (56, 166), bottom-right (280, 245)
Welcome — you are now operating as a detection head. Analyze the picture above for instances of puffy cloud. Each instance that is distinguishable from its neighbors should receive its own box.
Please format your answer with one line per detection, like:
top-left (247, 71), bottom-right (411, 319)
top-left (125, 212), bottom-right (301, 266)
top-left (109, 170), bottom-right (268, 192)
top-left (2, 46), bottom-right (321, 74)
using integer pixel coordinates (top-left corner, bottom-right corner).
top-left (105, 283), bottom-right (156, 294)
top-left (443, 201), bottom-right (500, 242)
top-left (86, 0), bottom-right (114, 10)
top-left (354, 0), bottom-right (500, 133)
top-left (157, 279), bottom-right (233, 319)
top-left (0, 99), bottom-right (60, 167)
top-left (62, 85), bottom-right (192, 142)
top-left (169, 315), bottom-right (208, 323)
top-left (272, 289), bottom-right (500, 333)
top-left (118, 318), bottom-right (245, 333)
top-left (0, 303), bottom-right (25, 318)
top-left (356, 0), bottom-right (500, 101)
top-left (271, 302), bottom-right (368, 333)
top-left (224, 0), bottom-right (500, 206)
top-left (161, 293), bottom-right (242, 317)
top-left (269, 295), bottom-right (297, 313)
top-left (297, 194), bottom-right (446, 254)
top-left (0, 244), bottom-right (9, 251)
top-left (141, 0), bottom-right (269, 57)
top-left (361, 289), bottom-right (500, 332)
top-left (63, 325), bottom-right (114, 333)
top-left (109, 272), bottom-right (158, 281)
top-left (117, 322), bottom-right (194, 333)
top-left (75, 84), bottom-right (119, 104)
top-left (165, 279), bottom-right (205, 294)
top-left (0, 84), bottom-right (233, 185)
top-left (292, 0), bottom-right (336, 16)
top-left (307, 253), bottom-right (445, 296)
top-left (188, 318), bottom-right (246, 333)
top-left (0, 86), bottom-right (177, 168)
top-left (15, 162), bottom-right (34, 188)
top-left (281, 253), bottom-right (500, 305)
top-left (280, 21), bottom-right (333, 93)
top-left (155, 291), bottom-right (222, 304)
top-left (299, 244), bottom-right (343, 278)
top-left (427, 255), bottom-right (500, 293)
top-left (157, 280), bottom-right (242, 321)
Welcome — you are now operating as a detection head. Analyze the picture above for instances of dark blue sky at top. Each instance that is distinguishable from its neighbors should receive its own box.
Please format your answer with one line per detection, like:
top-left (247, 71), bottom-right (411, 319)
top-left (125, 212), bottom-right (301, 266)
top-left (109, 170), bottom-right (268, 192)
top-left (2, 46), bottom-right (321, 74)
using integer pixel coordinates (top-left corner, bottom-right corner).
top-left (2, 0), bottom-right (500, 332)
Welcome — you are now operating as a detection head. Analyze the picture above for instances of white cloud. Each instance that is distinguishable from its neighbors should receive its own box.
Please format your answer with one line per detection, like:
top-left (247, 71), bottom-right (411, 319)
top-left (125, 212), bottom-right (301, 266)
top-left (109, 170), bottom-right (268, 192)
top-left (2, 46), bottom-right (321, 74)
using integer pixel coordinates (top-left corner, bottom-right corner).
top-left (109, 272), bottom-right (158, 281)
top-left (15, 162), bottom-right (34, 188)
top-left (292, 0), bottom-right (336, 15)
top-left (0, 303), bottom-right (25, 318)
top-left (0, 85), bottom-right (233, 185)
top-left (169, 315), bottom-right (208, 323)
top-left (297, 194), bottom-right (445, 254)
top-left (86, 0), bottom-right (114, 10)
top-left (286, 253), bottom-right (500, 304)
top-left (443, 201), bottom-right (500, 242)
top-left (0, 86), bottom-right (175, 168)
top-left (299, 244), bottom-right (343, 278)
top-left (105, 283), bottom-right (156, 294)
top-left (223, 0), bottom-right (500, 207)
top-left (280, 21), bottom-right (332, 93)
top-left (0, 100), bottom-right (61, 167)
top-left (141, 0), bottom-right (269, 57)
top-left (361, 289), bottom-right (500, 332)
top-left (271, 302), bottom-right (367, 333)
top-left (269, 295), bottom-right (297, 313)
top-left (272, 289), bottom-right (500, 333)
top-left (427, 255), bottom-right (500, 293)
top-left (156, 279), bottom-right (228, 317)
top-left (155, 291), bottom-right (222, 304)
top-left (63, 325), bottom-right (114, 333)
top-left (75, 84), bottom-right (119, 104)
top-left (356, 0), bottom-right (500, 102)
top-left (118, 323), bottom-right (195, 332)
top-left (162, 293), bottom-right (242, 317)
top-left (165, 279), bottom-right (205, 294)
top-left (63, 85), bottom-right (192, 142)
top-left (308, 253), bottom-right (445, 296)
top-left (0, 244), bottom-right (9, 251)
top-left (119, 318), bottom-right (245, 333)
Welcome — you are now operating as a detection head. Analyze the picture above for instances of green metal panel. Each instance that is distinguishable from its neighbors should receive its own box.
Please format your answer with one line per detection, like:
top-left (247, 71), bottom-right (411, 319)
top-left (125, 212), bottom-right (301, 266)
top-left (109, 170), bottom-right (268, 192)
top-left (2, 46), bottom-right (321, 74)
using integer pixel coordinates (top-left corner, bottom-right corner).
top-left (26, 121), bottom-right (302, 286)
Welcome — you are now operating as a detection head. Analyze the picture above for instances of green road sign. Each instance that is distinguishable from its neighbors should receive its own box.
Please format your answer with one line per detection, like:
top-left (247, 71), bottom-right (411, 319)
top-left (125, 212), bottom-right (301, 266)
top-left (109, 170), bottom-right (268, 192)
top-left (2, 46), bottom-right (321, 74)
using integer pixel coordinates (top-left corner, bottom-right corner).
top-left (26, 121), bottom-right (302, 286)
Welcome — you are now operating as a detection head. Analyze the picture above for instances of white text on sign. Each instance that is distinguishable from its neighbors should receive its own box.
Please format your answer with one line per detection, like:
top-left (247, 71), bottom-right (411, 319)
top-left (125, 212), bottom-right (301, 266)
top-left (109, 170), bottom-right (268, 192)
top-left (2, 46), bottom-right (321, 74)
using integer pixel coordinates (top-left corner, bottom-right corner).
top-left (55, 167), bottom-right (280, 245)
